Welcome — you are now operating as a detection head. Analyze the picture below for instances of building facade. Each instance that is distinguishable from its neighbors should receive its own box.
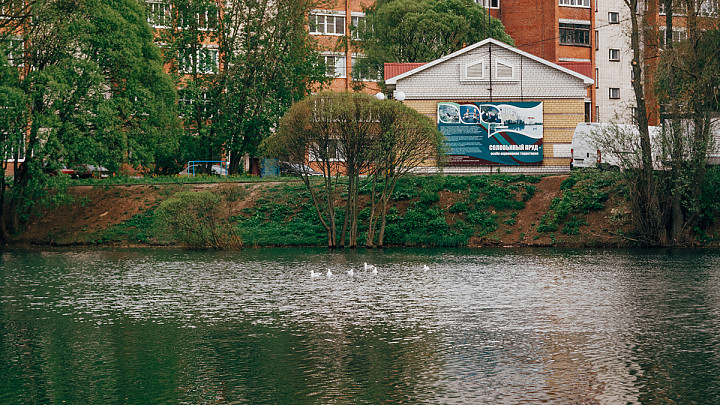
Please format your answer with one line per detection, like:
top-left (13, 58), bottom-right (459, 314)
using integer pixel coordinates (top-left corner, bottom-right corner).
top-left (386, 38), bottom-right (593, 173)
top-left (309, 0), bottom-right (380, 93)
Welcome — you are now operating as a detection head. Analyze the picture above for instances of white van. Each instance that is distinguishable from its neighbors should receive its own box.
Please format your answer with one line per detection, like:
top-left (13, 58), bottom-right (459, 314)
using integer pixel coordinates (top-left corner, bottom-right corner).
top-left (571, 123), bottom-right (662, 170)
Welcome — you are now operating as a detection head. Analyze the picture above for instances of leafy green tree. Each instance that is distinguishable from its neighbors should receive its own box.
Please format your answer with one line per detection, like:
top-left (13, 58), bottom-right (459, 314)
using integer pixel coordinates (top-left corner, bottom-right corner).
top-left (157, 0), bottom-right (327, 175)
top-left (355, 0), bottom-right (513, 83)
top-left (654, 1), bottom-right (720, 243)
top-left (154, 0), bottom-right (221, 173)
top-left (262, 92), bottom-right (444, 248)
top-left (214, 0), bottom-right (328, 174)
top-left (365, 100), bottom-right (445, 248)
top-left (0, 0), bottom-right (179, 241)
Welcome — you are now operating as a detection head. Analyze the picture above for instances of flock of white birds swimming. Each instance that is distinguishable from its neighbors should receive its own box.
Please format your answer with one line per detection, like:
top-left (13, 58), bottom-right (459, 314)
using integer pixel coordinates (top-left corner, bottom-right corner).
top-left (310, 262), bottom-right (430, 279)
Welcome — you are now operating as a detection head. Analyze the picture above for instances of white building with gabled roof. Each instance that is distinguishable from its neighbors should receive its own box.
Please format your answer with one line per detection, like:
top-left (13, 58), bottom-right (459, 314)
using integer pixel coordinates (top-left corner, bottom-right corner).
top-left (385, 38), bottom-right (594, 173)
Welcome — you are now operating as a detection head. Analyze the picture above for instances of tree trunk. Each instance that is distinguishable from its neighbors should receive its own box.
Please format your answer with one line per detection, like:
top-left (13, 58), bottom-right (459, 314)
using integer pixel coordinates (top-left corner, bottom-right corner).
top-left (627, 0), bottom-right (666, 245)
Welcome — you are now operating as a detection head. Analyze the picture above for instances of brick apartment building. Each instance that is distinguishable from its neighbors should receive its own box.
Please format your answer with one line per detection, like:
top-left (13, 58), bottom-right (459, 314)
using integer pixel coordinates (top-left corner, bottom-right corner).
top-left (309, 0), bottom-right (381, 93)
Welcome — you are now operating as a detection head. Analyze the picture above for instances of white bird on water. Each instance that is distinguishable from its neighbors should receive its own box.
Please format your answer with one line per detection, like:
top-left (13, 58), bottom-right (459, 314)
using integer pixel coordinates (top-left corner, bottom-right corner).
top-left (310, 270), bottom-right (321, 278)
top-left (372, 266), bottom-right (378, 275)
top-left (423, 264), bottom-right (429, 271)
top-left (364, 262), bottom-right (370, 271)
top-left (326, 268), bottom-right (333, 277)
top-left (348, 268), bottom-right (354, 277)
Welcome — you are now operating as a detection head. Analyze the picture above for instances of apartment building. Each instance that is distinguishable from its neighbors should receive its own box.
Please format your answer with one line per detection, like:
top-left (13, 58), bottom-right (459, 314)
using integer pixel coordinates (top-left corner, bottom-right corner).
top-left (595, 0), bottom-right (634, 123)
top-left (309, 0), bottom-right (380, 93)
top-left (491, 0), bottom-right (596, 122)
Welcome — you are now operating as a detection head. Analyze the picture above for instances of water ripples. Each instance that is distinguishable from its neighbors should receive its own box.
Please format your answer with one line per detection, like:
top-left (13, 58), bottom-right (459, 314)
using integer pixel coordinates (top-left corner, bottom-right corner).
top-left (2, 248), bottom-right (720, 403)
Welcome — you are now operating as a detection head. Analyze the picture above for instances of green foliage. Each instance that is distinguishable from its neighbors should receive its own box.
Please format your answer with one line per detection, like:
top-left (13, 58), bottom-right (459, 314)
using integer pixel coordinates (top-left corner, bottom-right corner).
top-left (357, 0), bottom-right (514, 84)
top-left (449, 201), bottom-right (468, 213)
top-left (94, 210), bottom-right (157, 244)
top-left (154, 191), bottom-right (242, 249)
top-left (537, 170), bottom-right (616, 234)
top-left (697, 166), bottom-right (720, 229)
top-left (562, 216), bottom-right (588, 235)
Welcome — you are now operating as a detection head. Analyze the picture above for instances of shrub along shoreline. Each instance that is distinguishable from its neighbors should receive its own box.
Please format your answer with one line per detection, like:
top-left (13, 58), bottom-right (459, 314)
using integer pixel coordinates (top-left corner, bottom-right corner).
top-left (10, 169), bottom-right (720, 249)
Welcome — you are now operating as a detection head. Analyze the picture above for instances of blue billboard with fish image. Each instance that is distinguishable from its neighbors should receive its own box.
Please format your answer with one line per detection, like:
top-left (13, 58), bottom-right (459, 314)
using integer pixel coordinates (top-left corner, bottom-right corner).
top-left (437, 102), bottom-right (543, 165)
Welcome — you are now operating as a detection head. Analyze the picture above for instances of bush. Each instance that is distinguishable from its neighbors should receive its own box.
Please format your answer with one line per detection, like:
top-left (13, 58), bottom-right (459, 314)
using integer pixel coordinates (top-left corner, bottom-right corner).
top-left (154, 191), bottom-right (242, 249)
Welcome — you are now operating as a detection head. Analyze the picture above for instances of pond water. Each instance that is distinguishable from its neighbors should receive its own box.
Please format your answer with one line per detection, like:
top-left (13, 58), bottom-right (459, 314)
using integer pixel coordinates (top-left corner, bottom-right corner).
top-left (1, 247), bottom-right (720, 404)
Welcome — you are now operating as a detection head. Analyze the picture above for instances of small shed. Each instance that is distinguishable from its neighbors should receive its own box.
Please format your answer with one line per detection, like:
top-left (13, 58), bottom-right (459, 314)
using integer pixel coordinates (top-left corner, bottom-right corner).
top-left (385, 38), bottom-right (593, 174)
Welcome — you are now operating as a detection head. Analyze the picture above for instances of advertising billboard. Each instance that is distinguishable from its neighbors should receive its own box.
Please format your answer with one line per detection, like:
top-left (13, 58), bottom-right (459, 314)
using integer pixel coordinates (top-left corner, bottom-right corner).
top-left (437, 102), bottom-right (543, 165)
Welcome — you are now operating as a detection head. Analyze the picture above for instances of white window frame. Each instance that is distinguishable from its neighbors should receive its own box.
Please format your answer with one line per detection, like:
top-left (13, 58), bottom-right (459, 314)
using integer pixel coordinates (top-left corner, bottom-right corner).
top-left (559, 22), bottom-right (591, 46)
top-left (609, 48), bottom-right (620, 61)
top-left (462, 59), bottom-right (485, 81)
top-left (146, 1), bottom-right (171, 28)
top-left (309, 10), bottom-right (346, 36)
top-left (178, 8), bottom-right (218, 31)
top-left (697, 0), bottom-right (718, 16)
top-left (310, 140), bottom-right (345, 162)
top-left (179, 47), bottom-right (219, 74)
top-left (609, 88), bottom-right (620, 99)
top-left (608, 12), bottom-right (620, 24)
top-left (559, 0), bottom-right (590, 8)
top-left (350, 13), bottom-right (365, 40)
top-left (351, 54), bottom-right (378, 82)
top-left (659, 28), bottom-right (687, 47)
top-left (321, 53), bottom-right (346, 78)
top-left (475, 0), bottom-right (500, 9)
top-left (494, 59), bottom-right (514, 80)
top-left (6, 37), bottom-right (24, 67)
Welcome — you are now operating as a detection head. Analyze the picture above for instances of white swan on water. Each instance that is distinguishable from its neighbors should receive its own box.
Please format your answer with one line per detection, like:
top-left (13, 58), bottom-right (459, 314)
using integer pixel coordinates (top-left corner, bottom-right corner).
top-left (326, 268), bottom-right (333, 277)
top-left (311, 270), bottom-right (321, 278)
top-left (348, 268), bottom-right (354, 277)
top-left (372, 266), bottom-right (378, 275)
top-left (364, 262), bottom-right (370, 270)
top-left (423, 265), bottom-right (429, 271)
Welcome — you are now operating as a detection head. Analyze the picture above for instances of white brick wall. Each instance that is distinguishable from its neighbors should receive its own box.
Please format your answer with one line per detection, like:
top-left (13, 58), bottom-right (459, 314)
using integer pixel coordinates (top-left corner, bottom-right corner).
top-left (395, 45), bottom-right (589, 100)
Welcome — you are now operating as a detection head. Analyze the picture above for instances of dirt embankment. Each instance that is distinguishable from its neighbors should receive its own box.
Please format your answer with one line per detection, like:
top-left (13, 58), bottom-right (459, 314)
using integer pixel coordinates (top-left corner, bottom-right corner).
top-left (10, 175), bottom-right (630, 248)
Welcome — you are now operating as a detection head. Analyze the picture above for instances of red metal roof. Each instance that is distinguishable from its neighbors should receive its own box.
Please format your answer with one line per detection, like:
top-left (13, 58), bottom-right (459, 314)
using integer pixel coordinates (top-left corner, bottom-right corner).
top-left (557, 61), bottom-right (592, 78)
top-left (384, 63), bottom-right (426, 81)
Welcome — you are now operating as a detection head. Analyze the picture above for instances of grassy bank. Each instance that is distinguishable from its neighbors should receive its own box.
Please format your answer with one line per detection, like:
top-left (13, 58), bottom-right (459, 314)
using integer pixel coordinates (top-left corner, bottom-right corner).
top-left (11, 169), bottom-right (667, 248)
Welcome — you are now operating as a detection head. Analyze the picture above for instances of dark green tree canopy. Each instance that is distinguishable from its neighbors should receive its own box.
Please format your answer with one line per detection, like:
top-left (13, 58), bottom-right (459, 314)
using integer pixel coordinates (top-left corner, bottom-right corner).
top-left (355, 0), bottom-right (513, 81)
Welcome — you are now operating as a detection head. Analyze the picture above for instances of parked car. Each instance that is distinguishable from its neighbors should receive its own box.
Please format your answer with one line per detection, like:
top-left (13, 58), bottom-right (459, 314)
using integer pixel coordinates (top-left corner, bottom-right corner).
top-left (73, 164), bottom-right (112, 178)
top-left (178, 164), bottom-right (228, 176)
top-left (279, 162), bottom-right (323, 177)
top-left (45, 163), bottom-right (111, 178)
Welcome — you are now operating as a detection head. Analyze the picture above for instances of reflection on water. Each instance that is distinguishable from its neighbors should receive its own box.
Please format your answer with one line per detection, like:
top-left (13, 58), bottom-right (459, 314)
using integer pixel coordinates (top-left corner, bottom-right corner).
top-left (2, 248), bottom-right (720, 403)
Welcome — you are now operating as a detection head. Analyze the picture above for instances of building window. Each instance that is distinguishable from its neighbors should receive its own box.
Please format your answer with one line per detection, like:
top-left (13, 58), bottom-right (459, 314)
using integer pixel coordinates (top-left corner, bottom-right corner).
top-left (179, 47), bottom-right (219, 74)
top-left (698, 0), bottom-right (718, 16)
top-left (178, 89), bottom-right (210, 116)
top-left (322, 54), bottom-right (346, 78)
top-left (608, 12), bottom-right (620, 23)
top-left (351, 56), bottom-right (378, 81)
top-left (475, 0), bottom-right (500, 8)
top-left (495, 60), bottom-right (513, 79)
top-left (350, 15), bottom-right (365, 39)
top-left (5, 37), bottom-right (23, 66)
top-left (559, 0), bottom-right (590, 7)
top-left (609, 88), bottom-right (620, 99)
top-left (309, 12), bottom-right (346, 36)
top-left (595, 68), bottom-right (598, 89)
top-left (146, 1), bottom-right (171, 28)
top-left (659, 28), bottom-right (687, 47)
top-left (585, 102), bottom-right (591, 123)
top-left (465, 60), bottom-right (485, 79)
top-left (609, 48), bottom-right (620, 61)
top-left (178, 8), bottom-right (218, 30)
top-left (595, 30), bottom-right (599, 50)
top-left (559, 23), bottom-right (590, 46)
top-left (0, 0), bottom-right (22, 18)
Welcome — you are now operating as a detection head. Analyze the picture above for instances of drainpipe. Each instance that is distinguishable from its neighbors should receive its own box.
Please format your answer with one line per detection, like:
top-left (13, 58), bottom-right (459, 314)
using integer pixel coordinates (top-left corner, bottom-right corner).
top-left (345, 0), bottom-right (351, 90)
